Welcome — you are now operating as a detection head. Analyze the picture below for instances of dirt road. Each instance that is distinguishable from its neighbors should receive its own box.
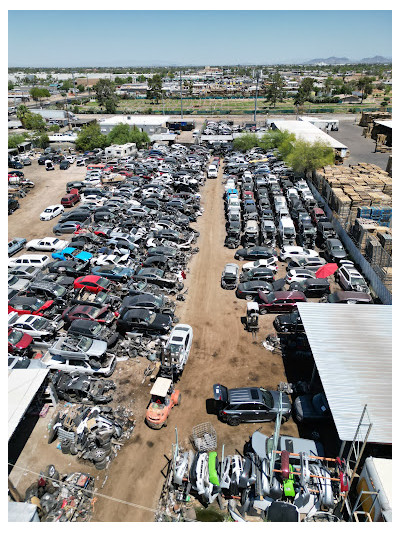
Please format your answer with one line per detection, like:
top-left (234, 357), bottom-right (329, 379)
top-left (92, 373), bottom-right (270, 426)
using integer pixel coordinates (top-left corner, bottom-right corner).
top-left (92, 163), bottom-right (298, 522)
top-left (8, 158), bottom-right (86, 242)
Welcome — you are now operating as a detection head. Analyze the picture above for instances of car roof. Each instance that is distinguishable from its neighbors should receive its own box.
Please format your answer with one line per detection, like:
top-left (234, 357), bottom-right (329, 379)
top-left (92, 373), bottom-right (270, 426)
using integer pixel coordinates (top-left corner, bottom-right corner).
top-left (79, 275), bottom-right (102, 283)
top-left (224, 263), bottom-right (238, 273)
top-left (228, 387), bottom-right (262, 403)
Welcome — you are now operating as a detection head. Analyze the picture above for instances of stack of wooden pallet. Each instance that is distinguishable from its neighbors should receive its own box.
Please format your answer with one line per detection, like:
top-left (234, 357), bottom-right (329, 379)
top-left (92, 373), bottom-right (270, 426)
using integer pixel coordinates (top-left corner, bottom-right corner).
top-left (351, 218), bottom-right (391, 253)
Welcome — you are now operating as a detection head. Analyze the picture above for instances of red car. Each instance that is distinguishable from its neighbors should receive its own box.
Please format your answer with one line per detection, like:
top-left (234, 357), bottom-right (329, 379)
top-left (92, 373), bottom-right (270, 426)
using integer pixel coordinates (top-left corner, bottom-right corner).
top-left (8, 328), bottom-right (34, 355)
top-left (8, 296), bottom-right (55, 317)
top-left (74, 275), bottom-right (111, 294)
top-left (255, 290), bottom-right (307, 314)
top-left (242, 190), bottom-right (254, 201)
top-left (62, 304), bottom-right (116, 326)
top-left (118, 170), bottom-right (133, 178)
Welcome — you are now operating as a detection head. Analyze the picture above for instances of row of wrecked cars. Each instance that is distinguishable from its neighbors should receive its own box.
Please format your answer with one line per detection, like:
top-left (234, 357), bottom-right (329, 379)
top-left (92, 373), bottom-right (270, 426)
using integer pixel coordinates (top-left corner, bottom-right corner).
top-left (8, 142), bottom-right (209, 380)
top-left (8, 143), bottom-right (209, 487)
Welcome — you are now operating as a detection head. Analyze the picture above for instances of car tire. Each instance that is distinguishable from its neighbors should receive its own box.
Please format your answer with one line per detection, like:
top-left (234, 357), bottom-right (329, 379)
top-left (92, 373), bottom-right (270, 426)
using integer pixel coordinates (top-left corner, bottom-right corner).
top-left (92, 447), bottom-right (107, 463)
top-left (281, 415), bottom-right (289, 424)
top-left (260, 308), bottom-right (268, 315)
top-left (163, 419), bottom-right (168, 428)
top-left (61, 439), bottom-right (71, 454)
top-left (227, 417), bottom-right (240, 426)
top-left (94, 458), bottom-right (108, 470)
top-left (245, 295), bottom-right (253, 301)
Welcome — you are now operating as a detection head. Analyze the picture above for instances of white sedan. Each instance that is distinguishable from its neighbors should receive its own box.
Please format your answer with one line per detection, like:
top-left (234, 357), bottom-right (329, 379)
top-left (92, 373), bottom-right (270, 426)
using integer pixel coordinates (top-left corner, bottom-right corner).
top-left (26, 237), bottom-right (69, 252)
top-left (91, 254), bottom-right (132, 267)
top-left (164, 324), bottom-right (193, 374)
top-left (40, 204), bottom-right (64, 221)
top-left (242, 258), bottom-right (278, 273)
top-left (65, 155), bottom-right (76, 163)
top-left (8, 254), bottom-right (51, 269)
top-left (286, 268), bottom-right (316, 284)
top-left (279, 246), bottom-right (319, 262)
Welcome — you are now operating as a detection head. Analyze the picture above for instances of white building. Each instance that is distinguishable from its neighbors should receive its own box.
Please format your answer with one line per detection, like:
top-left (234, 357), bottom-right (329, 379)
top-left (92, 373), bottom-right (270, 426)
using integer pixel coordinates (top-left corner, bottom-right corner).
top-left (105, 143), bottom-right (137, 158)
top-left (99, 115), bottom-right (170, 135)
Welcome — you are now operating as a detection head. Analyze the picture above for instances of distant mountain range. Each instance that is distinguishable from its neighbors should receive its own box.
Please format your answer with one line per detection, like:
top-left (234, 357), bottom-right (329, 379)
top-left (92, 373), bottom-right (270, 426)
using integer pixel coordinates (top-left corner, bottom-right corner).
top-left (304, 56), bottom-right (391, 65)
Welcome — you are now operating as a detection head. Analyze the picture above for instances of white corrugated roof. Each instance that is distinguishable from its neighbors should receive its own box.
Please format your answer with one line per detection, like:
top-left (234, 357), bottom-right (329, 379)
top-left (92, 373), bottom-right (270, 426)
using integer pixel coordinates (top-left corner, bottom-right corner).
top-left (99, 115), bottom-right (170, 126)
top-left (374, 120), bottom-right (392, 129)
top-left (297, 303), bottom-right (391, 444)
top-left (8, 369), bottom-right (49, 439)
top-left (271, 119), bottom-right (348, 150)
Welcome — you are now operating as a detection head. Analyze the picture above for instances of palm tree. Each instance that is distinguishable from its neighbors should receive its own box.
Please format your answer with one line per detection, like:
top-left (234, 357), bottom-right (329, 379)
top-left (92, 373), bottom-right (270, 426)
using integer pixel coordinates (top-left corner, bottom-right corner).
top-left (16, 104), bottom-right (30, 125)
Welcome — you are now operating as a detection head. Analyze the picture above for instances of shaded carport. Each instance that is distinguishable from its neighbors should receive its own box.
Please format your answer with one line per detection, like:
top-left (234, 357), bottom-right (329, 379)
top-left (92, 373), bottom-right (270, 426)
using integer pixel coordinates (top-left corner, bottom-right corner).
top-left (296, 303), bottom-right (392, 448)
top-left (8, 368), bottom-right (50, 440)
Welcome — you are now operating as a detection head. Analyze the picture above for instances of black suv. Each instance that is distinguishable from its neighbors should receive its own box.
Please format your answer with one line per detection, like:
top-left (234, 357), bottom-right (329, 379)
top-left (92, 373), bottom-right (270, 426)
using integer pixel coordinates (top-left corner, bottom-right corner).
top-left (8, 197), bottom-right (20, 215)
top-left (213, 384), bottom-right (291, 426)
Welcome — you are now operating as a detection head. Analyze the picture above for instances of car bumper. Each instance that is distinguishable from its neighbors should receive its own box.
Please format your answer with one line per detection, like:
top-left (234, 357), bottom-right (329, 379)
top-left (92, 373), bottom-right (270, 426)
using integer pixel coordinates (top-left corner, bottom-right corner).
top-left (145, 418), bottom-right (164, 430)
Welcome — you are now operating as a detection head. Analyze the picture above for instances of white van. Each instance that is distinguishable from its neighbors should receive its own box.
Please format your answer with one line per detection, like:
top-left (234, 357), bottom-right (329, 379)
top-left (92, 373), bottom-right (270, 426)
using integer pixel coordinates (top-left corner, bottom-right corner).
top-left (278, 217), bottom-right (296, 246)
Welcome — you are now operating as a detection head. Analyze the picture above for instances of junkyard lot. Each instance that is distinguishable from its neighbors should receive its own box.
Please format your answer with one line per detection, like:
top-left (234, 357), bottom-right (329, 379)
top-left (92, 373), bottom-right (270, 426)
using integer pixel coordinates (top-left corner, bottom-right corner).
top-left (9, 159), bottom-right (299, 521)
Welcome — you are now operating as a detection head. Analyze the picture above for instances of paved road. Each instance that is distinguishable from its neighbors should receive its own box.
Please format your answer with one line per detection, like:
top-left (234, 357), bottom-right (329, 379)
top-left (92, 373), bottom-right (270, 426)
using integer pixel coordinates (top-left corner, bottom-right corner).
top-left (324, 121), bottom-right (390, 170)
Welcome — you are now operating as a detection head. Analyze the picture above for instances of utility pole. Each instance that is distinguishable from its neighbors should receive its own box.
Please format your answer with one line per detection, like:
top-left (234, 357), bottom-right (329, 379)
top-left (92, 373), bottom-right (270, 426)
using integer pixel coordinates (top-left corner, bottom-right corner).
top-left (253, 70), bottom-right (260, 123)
top-left (180, 70), bottom-right (183, 119)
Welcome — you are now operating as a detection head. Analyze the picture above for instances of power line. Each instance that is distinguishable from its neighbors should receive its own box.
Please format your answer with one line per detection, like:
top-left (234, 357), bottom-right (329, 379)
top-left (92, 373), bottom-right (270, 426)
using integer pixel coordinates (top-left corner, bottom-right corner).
top-left (8, 462), bottom-right (197, 522)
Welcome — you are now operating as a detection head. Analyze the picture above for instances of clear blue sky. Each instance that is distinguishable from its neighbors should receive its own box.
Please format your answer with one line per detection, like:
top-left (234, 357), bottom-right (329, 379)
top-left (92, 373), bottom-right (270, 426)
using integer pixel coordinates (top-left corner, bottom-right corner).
top-left (8, 10), bottom-right (392, 67)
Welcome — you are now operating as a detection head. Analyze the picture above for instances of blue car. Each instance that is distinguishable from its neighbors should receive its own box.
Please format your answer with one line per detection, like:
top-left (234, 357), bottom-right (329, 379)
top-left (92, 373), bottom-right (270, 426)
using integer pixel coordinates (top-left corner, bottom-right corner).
top-left (8, 238), bottom-right (27, 257)
top-left (91, 265), bottom-right (134, 281)
top-left (52, 247), bottom-right (93, 262)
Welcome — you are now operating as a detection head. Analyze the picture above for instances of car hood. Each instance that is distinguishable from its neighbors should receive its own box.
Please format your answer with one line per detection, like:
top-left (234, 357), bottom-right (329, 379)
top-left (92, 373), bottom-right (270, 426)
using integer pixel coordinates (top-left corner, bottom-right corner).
top-left (151, 314), bottom-right (172, 330)
top-left (87, 338), bottom-right (108, 356)
top-left (294, 395), bottom-right (318, 420)
top-left (330, 249), bottom-right (347, 259)
top-left (269, 390), bottom-right (291, 414)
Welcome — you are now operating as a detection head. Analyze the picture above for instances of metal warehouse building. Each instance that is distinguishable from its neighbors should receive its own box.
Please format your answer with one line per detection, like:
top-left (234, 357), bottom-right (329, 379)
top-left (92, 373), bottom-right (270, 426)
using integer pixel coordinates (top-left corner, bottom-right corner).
top-left (270, 119), bottom-right (349, 159)
top-left (296, 303), bottom-right (392, 447)
top-left (99, 115), bottom-right (170, 135)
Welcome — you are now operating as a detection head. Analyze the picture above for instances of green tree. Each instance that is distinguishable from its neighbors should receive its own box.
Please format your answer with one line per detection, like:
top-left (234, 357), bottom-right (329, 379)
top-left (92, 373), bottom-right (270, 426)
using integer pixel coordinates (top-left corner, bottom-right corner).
top-left (105, 98), bottom-right (117, 114)
top-left (129, 126), bottom-right (150, 149)
top-left (16, 105), bottom-right (30, 123)
top-left (49, 124), bottom-right (60, 132)
top-left (259, 130), bottom-right (296, 158)
top-left (30, 87), bottom-right (50, 101)
top-left (232, 133), bottom-right (259, 152)
top-left (75, 122), bottom-right (108, 151)
top-left (137, 74), bottom-right (146, 83)
top-left (8, 80), bottom-right (14, 90)
top-left (8, 133), bottom-right (27, 149)
top-left (61, 80), bottom-right (73, 92)
top-left (107, 123), bottom-right (132, 145)
top-left (285, 140), bottom-right (335, 175)
top-left (294, 77), bottom-right (316, 106)
top-left (77, 84), bottom-right (85, 93)
top-left (357, 76), bottom-right (374, 102)
top-left (73, 105), bottom-right (80, 114)
top-left (264, 71), bottom-right (284, 108)
top-left (32, 132), bottom-right (50, 149)
top-left (93, 79), bottom-right (118, 109)
top-left (147, 74), bottom-right (162, 103)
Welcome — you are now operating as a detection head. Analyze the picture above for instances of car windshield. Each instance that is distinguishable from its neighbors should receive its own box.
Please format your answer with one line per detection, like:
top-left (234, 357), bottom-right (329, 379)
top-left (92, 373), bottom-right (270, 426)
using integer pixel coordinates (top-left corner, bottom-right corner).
top-left (96, 278), bottom-right (109, 288)
top-left (147, 312), bottom-right (156, 324)
top-left (351, 276), bottom-right (364, 285)
top-left (169, 343), bottom-right (182, 354)
top-left (77, 337), bottom-right (93, 351)
top-left (54, 285), bottom-right (66, 296)
top-left (32, 317), bottom-right (47, 329)
top-left (261, 390), bottom-right (274, 409)
top-left (44, 208), bottom-right (53, 213)
top-left (266, 293), bottom-right (276, 304)
top-left (9, 330), bottom-right (23, 343)
top-left (87, 307), bottom-right (100, 318)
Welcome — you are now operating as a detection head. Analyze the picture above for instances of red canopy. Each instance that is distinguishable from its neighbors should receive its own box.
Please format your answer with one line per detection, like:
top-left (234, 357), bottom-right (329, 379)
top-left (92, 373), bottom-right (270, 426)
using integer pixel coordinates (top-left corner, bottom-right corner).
top-left (315, 263), bottom-right (338, 278)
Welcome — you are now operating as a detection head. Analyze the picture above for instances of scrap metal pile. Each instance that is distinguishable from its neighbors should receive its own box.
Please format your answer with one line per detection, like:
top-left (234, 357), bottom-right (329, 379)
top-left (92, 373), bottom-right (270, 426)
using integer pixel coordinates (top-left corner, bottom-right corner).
top-left (162, 425), bottom-right (348, 522)
top-left (23, 465), bottom-right (95, 522)
top-left (47, 403), bottom-right (135, 470)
